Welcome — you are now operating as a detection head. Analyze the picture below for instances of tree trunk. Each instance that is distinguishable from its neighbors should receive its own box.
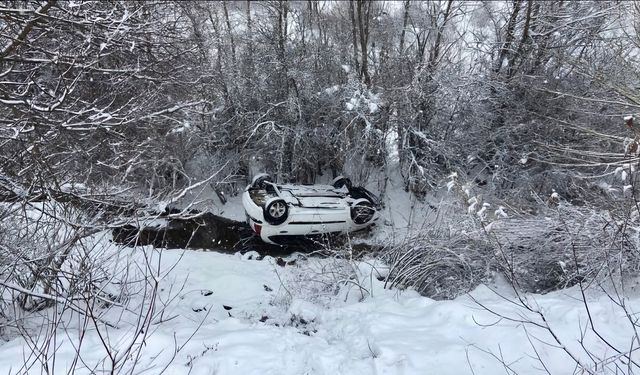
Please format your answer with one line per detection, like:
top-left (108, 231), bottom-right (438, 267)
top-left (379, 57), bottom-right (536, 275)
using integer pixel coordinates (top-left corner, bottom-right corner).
top-left (245, 0), bottom-right (256, 108)
top-left (222, 0), bottom-right (237, 66)
top-left (426, 0), bottom-right (453, 73)
top-left (399, 0), bottom-right (411, 55)
top-left (357, 0), bottom-right (371, 86)
top-left (207, 7), bottom-right (233, 108)
top-left (349, 1), bottom-right (361, 75)
top-left (494, 0), bottom-right (522, 75)
top-left (508, 0), bottom-right (533, 78)
top-left (276, 0), bottom-right (296, 180)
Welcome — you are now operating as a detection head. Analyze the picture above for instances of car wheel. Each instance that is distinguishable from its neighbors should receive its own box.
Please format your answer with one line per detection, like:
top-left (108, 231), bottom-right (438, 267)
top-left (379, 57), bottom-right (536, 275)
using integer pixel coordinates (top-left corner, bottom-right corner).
top-left (332, 175), bottom-right (352, 190)
top-left (263, 198), bottom-right (288, 225)
top-left (351, 198), bottom-right (375, 225)
top-left (251, 173), bottom-right (273, 189)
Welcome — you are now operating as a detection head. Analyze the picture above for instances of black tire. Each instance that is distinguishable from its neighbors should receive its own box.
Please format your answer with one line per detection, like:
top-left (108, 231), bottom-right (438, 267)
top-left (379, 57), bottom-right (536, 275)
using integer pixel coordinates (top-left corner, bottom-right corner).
top-left (263, 198), bottom-right (288, 225)
top-left (251, 173), bottom-right (273, 189)
top-left (350, 199), bottom-right (375, 225)
top-left (332, 176), bottom-right (352, 190)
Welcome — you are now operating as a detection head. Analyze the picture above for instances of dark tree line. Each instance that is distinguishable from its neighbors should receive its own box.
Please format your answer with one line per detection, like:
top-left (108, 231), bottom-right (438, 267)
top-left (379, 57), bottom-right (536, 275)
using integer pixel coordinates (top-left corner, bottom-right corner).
top-left (1, 0), bottom-right (638, 207)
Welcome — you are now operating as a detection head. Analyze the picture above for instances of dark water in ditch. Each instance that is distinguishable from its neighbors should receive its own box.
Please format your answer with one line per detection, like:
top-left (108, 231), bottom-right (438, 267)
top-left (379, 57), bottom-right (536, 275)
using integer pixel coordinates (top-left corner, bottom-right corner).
top-left (111, 211), bottom-right (376, 256)
top-left (2, 186), bottom-right (376, 256)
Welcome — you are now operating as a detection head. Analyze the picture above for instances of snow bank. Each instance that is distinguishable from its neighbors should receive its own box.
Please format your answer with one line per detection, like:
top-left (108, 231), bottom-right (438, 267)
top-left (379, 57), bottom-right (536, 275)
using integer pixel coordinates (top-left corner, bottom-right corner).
top-left (1, 244), bottom-right (638, 374)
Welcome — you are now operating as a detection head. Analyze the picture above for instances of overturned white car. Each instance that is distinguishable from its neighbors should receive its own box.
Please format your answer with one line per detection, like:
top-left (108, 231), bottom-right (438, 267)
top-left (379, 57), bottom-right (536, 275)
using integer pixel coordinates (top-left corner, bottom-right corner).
top-left (242, 174), bottom-right (381, 245)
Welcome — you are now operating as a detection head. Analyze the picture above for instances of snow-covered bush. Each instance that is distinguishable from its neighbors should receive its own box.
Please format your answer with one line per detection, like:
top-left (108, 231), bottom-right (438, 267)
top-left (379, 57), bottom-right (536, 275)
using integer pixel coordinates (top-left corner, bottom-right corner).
top-left (489, 204), bottom-right (638, 292)
top-left (2, 204), bottom-right (82, 305)
top-left (382, 234), bottom-right (495, 299)
top-left (380, 200), bottom-right (640, 299)
top-left (0, 201), bottom-right (180, 372)
top-left (274, 254), bottom-right (360, 308)
top-left (383, 167), bottom-right (640, 298)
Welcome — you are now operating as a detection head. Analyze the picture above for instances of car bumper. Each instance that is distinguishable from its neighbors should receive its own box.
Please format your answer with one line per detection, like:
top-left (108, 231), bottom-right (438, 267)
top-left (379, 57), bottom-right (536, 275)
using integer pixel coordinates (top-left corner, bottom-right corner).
top-left (247, 214), bottom-right (379, 245)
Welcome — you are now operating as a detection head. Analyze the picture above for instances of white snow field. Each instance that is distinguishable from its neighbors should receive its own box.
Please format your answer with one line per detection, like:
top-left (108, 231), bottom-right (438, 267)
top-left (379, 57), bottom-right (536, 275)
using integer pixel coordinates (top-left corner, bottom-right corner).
top-left (1, 236), bottom-right (639, 375)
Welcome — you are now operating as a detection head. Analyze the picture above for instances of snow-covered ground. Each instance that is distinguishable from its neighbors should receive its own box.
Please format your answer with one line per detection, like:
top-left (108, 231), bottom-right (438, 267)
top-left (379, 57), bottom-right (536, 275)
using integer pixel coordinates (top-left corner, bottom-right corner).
top-left (2, 235), bottom-right (639, 374)
top-left (1, 173), bottom-right (638, 374)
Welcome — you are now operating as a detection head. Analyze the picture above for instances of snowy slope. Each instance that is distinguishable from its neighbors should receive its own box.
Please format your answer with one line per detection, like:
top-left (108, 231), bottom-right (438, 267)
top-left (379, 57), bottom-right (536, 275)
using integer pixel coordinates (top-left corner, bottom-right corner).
top-left (2, 239), bottom-right (639, 374)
